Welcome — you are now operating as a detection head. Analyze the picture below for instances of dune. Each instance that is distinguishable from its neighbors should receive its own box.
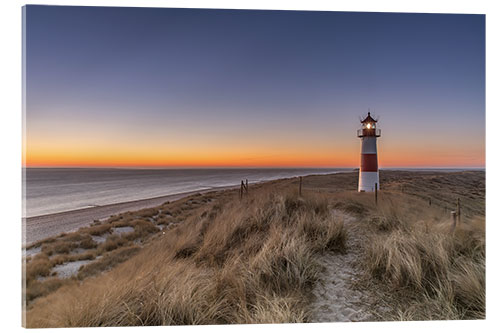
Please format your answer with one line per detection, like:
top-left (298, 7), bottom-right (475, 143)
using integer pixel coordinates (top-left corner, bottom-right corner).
top-left (23, 170), bottom-right (485, 326)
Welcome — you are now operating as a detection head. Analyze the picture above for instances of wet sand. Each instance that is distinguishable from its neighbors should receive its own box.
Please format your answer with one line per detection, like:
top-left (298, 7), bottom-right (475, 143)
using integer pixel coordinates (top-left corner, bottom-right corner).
top-left (23, 185), bottom-right (237, 246)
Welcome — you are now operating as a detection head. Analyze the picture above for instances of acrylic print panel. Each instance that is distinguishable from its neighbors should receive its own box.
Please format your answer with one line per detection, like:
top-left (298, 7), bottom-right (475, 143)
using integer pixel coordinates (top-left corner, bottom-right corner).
top-left (22, 5), bottom-right (485, 327)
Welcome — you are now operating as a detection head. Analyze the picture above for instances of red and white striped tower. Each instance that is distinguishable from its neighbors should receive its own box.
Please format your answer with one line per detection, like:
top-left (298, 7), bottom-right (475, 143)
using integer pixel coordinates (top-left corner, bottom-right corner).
top-left (357, 112), bottom-right (381, 192)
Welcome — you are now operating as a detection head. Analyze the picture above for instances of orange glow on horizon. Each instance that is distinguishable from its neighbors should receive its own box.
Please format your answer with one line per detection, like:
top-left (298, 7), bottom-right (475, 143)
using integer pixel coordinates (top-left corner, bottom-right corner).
top-left (24, 128), bottom-right (485, 169)
top-left (24, 148), bottom-right (484, 169)
top-left (24, 150), bottom-right (358, 168)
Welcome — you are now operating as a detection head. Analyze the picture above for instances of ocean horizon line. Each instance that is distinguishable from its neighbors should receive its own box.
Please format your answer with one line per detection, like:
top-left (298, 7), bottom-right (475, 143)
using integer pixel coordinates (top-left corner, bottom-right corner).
top-left (22, 166), bottom-right (484, 170)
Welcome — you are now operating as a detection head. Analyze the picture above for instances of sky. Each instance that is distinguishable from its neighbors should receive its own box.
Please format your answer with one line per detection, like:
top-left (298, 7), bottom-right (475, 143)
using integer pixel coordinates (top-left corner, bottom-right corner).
top-left (24, 6), bottom-right (485, 168)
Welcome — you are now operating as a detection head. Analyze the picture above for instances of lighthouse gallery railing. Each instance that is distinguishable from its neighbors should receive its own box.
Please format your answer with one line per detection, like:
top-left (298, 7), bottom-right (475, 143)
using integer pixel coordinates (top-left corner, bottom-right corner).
top-left (357, 128), bottom-right (381, 137)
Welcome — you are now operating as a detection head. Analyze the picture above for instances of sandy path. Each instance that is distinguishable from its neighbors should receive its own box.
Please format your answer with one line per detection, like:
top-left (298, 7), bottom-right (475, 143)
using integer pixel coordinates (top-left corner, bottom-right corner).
top-left (308, 210), bottom-right (387, 322)
top-left (23, 185), bottom-right (237, 246)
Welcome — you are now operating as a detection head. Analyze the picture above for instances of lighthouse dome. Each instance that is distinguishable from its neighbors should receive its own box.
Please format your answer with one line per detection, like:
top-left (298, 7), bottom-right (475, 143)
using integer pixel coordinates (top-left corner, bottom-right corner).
top-left (361, 112), bottom-right (377, 124)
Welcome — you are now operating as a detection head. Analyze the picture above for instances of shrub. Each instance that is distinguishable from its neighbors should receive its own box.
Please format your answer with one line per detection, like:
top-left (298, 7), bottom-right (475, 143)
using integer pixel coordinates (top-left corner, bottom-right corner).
top-left (82, 224), bottom-right (113, 236)
top-left (26, 256), bottom-right (52, 282)
top-left (136, 208), bottom-right (158, 218)
top-left (97, 235), bottom-right (128, 253)
top-left (41, 241), bottom-right (76, 256)
top-left (26, 278), bottom-right (73, 303)
top-left (79, 236), bottom-right (98, 249)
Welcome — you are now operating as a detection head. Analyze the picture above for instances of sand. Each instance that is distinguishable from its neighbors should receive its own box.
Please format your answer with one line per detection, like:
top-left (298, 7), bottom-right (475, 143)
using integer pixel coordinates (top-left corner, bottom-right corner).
top-left (309, 210), bottom-right (390, 322)
top-left (52, 260), bottom-right (93, 279)
top-left (24, 185), bottom-right (237, 246)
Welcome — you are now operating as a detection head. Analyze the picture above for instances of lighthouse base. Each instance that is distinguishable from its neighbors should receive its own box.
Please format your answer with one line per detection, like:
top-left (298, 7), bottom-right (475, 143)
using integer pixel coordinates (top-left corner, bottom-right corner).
top-left (358, 171), bottom-right (379, 192)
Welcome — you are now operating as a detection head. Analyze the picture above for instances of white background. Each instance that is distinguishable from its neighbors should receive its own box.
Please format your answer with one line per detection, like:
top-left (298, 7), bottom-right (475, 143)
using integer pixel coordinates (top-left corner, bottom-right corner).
top-left (1, 1), bottom-right (498, 332)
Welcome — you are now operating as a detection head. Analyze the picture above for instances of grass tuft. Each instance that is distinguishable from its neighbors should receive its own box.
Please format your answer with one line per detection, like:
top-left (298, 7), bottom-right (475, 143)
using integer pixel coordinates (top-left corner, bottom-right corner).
top-left (26, 190), bottom-right (345, 327)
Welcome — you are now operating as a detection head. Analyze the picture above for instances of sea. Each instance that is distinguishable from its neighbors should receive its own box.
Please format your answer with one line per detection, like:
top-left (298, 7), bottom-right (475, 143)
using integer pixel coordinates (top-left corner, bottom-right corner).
top-left (23, 168), bottom-right (352, 218)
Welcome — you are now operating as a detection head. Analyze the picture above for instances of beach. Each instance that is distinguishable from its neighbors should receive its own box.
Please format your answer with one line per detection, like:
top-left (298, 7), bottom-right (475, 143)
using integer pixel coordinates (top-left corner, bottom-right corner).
top-left (24, 168), bottom-right (346, 217)
top-left (23, 185), bottom-right (238, 245)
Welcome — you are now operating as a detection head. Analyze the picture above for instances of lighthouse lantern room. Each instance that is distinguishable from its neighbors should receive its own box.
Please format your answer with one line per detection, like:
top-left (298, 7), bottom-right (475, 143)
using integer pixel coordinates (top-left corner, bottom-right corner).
top-left (357, 112), bottom-right (381, 192)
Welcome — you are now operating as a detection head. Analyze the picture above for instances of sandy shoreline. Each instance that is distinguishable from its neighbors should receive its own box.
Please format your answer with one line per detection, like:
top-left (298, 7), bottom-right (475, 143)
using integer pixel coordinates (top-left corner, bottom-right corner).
top-left (24, 185), bottom-right (238, 246)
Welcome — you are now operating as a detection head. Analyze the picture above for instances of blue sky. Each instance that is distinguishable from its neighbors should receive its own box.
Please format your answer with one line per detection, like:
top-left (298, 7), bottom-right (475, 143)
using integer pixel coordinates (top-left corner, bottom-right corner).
top-left (25, 6), bottom-right (485, 167)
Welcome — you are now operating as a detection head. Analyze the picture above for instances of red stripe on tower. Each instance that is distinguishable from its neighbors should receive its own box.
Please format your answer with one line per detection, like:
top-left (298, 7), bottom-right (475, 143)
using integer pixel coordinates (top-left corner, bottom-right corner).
top-left (361, 154), bottom-right (378, 172)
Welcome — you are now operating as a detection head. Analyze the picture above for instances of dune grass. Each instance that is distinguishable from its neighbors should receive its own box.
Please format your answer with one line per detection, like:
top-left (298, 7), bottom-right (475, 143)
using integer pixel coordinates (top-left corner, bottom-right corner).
top-left (26, 190), bottom-right (346, 327)
top-left (24, 171), bottom-right (485, 326)
top-left (24, 190), bottom-right (220, 310)
top-left (77, 245), bottom-right (141, 280)
top-left (299, 170), bottom-right (485, 320)
top-left (344, 190), bottom-right (485, 320)
top-left (23, 204), bottom-right (168, 306)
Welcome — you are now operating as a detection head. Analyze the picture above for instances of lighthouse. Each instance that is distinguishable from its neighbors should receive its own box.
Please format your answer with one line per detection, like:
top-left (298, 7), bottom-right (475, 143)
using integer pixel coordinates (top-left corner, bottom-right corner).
top-left (357, 112), bottom-right (381, 192)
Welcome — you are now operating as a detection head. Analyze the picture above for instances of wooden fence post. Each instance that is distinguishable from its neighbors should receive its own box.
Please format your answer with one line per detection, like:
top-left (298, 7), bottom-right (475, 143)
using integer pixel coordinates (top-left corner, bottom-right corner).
top-left (299, 176), bottom-right (302, 196)
top-left (245, 179), bottom-right (248, 194)
top-left (375, 183), bottom-right (378, 205)
top-left (450, 211), bottom-right (457, 233)
top-left (240, 181), bottom-right (244, 200)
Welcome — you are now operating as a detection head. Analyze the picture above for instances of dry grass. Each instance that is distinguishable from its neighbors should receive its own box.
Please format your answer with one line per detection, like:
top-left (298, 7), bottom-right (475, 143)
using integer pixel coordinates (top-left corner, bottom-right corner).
top-left (24, 170), bottom-right (485, 325)
top-left (81, 224), bottom-right (113, 236)
top-left (298, 171), bottom-right (485, 320)
top-left (25, 278), bottom-right (77, 304)
top-left (136, 208), bottom-right (159, 218)
top-left (23, 196), bottom-right (180, 305)
top-left (26, 189), bottom-right (345, 327)
top-left (97, 234), bottom-right (129, 253)
top-left (26, 253), bottom-right (52, 281)
top-left (24, 250), bottom-right (99, 307)
top-left (77, 246), bottom-right (141, 280)
top-left (356, 191), bottom-right (485, 320)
